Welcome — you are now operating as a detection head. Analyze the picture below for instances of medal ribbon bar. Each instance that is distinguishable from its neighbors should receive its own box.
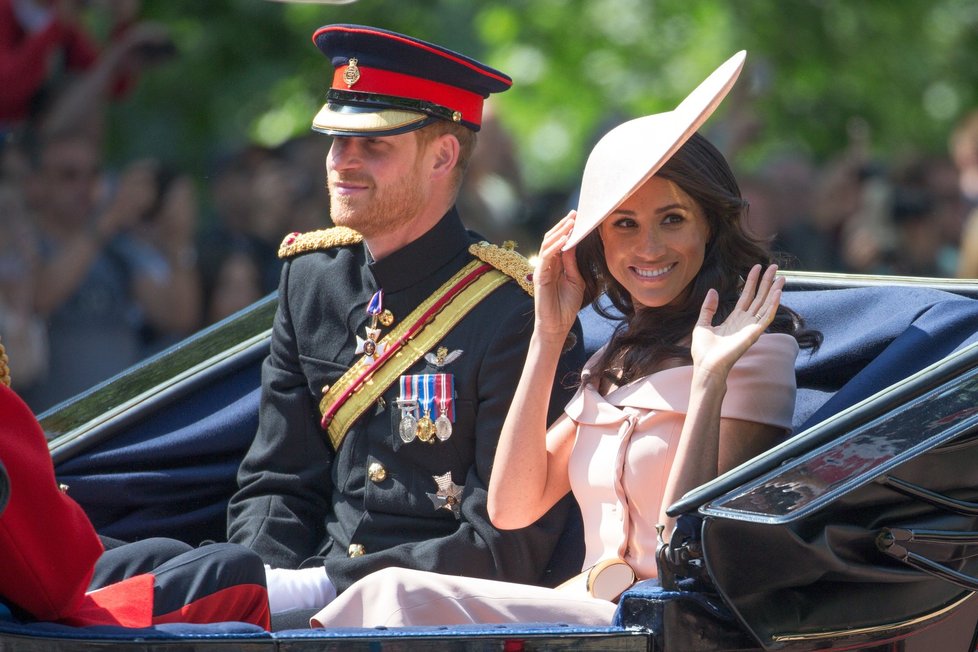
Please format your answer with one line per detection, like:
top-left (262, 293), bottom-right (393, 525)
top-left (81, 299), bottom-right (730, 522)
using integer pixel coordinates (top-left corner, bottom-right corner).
top-left (319, 260), bottom-right (508, 450)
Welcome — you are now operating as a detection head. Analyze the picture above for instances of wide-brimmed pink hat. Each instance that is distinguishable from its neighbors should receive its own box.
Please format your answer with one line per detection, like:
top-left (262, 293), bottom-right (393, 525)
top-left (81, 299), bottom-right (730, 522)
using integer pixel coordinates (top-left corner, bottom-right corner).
top-left (563, 51), bottom-right (746, 251)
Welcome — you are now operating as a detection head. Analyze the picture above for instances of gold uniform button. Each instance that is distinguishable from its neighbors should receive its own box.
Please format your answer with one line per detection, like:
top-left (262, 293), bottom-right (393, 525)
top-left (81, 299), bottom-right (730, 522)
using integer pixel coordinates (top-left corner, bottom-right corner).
top-left (367, 462), bottom-right (387, 483)
top-left (348, 543), bottom-right (366, 558)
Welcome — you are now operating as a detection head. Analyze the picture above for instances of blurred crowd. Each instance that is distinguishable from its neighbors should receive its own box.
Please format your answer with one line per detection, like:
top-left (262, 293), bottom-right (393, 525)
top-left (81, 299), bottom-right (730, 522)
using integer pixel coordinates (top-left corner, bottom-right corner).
top-left (3, 0), bottom-right (978, 413)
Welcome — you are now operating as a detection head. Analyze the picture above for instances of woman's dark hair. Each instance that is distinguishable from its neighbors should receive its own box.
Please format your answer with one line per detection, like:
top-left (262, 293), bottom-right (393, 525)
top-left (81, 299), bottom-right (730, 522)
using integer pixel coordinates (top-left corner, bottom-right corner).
top-left (575, 132), bottom-right (821, 384)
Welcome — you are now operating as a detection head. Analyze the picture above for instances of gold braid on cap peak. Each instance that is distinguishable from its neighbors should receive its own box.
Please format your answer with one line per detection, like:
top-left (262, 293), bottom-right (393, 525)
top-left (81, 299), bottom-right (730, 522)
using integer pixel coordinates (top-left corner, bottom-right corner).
top-left (0, 335), bottom-right (10, 388)
top-left (469, 241), bottom-right (533, 296)
top-left (278, 227), bottom-right (364, 259)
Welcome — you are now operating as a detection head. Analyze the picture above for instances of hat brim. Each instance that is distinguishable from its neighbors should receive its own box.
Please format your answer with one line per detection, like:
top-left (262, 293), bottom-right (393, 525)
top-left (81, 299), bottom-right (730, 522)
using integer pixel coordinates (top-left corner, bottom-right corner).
top-left (563, 51), bottom-right (746, 251)
top-left (312, 102), bottom-right (434, 137)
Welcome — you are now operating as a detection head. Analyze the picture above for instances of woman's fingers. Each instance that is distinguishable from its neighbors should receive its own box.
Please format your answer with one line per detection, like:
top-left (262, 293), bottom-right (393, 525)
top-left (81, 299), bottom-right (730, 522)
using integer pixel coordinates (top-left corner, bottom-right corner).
top-left (750, 272), bottom-right (784, 329)
top-left (734, 264), bottom-right (763, 314)
top-left (540, 211), bottom-right (576, 245)
top-left (536, 212), bottom-right (577, 281)
top-left (697, 288), bottom-right (720, 328)
top-left (738, 264), bottom-right (779, 317)
top-left (747, 264), bottom-right (778, 315)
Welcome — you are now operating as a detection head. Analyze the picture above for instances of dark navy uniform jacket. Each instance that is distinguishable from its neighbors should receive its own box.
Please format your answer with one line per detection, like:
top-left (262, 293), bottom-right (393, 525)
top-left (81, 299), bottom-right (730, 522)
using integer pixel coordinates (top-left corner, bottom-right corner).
top-left (227, 208), bottom-right (583, 593)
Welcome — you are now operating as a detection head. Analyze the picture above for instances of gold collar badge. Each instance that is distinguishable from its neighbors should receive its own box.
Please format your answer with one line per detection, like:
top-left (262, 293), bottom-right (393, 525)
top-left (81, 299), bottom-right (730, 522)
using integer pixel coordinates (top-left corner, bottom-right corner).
top-left (344, 58), bottom-right (361, 87)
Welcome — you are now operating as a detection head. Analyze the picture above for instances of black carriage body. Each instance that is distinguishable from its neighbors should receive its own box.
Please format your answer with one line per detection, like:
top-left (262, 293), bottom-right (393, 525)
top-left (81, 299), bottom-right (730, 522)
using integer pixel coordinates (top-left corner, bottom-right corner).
top-left (3, 272), bottom-right (978, 651)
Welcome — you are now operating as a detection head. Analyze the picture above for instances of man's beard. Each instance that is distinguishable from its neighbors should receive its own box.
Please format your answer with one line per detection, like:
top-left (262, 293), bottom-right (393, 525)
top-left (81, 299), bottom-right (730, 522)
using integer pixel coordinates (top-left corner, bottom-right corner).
top-left (328, 165), bottom-right (428, 239)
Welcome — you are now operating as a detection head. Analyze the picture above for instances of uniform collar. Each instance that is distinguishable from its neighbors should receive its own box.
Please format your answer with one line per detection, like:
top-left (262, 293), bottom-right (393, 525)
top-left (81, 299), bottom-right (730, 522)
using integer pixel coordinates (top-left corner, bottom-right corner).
top-left (368, 207), bottom-right (470, 292)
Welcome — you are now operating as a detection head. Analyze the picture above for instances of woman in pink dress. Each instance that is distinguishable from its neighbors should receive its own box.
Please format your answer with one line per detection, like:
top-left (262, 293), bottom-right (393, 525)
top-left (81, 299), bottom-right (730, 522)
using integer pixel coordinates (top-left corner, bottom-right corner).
top-left (310, 51), bottom-right (819, 628)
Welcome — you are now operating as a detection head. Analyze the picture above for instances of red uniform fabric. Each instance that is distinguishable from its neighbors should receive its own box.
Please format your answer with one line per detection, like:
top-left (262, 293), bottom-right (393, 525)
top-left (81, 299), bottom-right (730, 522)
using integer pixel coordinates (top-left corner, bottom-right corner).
top-left (0, 383), bottom-right (111, 622)
top-left (0, 384), bottom-right (270, 629)
top-left (0, 0), bottom-right (99, 123)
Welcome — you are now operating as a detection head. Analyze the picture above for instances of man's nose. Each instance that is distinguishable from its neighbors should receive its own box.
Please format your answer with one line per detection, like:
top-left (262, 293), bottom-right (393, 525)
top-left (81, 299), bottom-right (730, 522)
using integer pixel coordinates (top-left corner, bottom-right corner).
top-left (328, 138), bottom-right (361, 170)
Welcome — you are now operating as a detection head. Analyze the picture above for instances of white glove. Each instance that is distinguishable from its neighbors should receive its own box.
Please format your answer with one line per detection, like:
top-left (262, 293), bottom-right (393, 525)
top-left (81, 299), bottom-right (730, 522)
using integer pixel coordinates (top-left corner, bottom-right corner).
top-left (264, 565), bottom-right (337, 614)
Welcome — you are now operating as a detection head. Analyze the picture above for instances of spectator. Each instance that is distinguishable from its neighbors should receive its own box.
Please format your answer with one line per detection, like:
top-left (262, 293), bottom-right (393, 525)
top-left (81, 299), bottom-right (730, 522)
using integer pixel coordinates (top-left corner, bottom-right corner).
top-left (456, 102), bottom-right (535, 249)
top-left (0, 179), bottom-right (48, 392)
top-left (198, 145), bottom-right (283, 310)
top-left (885, 152), bottom-right (963, 278)
top-left (950, 110), bottom-right (978, 278)
top-left (742, 149), bottom-right (840, 272)
top-left (0, 0), bottom-right (173, 142)
top-left (204, 245), bottom-right (265, 324)
top-left (126, 163), bottom-right (203, 353)
top-left (21, 133), bottom-right (196, 411)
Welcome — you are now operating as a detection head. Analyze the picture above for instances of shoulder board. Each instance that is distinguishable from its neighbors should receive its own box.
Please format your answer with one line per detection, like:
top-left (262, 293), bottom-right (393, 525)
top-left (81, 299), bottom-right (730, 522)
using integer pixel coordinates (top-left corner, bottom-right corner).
top-left (278, 227), bottom-right (363, 259)
top-left (469, 241), bottom-right (534, 296)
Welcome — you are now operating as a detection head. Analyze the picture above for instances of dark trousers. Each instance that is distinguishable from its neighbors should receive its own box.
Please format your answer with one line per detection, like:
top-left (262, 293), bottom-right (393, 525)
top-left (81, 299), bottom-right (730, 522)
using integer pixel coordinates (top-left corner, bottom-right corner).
top-left (90, 537), bottom-right (270, 628)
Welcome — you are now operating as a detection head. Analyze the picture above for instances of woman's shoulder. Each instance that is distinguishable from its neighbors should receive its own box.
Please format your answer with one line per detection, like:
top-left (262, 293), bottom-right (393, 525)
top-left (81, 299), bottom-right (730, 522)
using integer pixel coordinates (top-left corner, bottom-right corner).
top-left (726, 332), bottom-right (798, 387)
top-left (722, 332), bottom-right (799, 429)
top-left (740, 332), bottom-right (799, 365)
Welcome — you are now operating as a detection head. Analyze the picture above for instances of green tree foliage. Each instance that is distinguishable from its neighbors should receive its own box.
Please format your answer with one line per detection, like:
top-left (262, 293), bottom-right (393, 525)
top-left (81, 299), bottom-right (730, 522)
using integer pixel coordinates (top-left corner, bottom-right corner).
top-left (106, 0), bottom-right (978, 193)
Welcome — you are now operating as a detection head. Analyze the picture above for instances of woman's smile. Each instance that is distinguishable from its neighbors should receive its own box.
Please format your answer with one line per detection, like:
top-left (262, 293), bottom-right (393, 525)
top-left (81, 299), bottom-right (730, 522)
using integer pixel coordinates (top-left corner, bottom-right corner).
top-left (630, 262), bottom-right (677, 280)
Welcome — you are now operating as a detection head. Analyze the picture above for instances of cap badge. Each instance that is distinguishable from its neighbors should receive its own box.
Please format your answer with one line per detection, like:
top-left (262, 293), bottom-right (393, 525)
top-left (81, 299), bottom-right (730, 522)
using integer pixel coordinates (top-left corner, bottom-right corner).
top-left (344, 58), bottom-right (361, 87)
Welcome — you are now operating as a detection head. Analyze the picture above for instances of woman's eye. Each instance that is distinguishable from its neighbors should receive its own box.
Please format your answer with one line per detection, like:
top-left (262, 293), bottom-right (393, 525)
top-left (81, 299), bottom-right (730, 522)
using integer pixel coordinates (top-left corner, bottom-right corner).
top-left (611, 217), bottom-right (636, 228)
top-left (662, 214), bottom-right (684, 225)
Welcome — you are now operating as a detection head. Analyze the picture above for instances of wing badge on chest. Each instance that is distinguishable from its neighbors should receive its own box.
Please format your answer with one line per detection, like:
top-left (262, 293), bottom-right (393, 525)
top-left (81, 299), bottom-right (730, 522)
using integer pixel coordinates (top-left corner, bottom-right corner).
top-left (424, 346), bottom-right (463, 369)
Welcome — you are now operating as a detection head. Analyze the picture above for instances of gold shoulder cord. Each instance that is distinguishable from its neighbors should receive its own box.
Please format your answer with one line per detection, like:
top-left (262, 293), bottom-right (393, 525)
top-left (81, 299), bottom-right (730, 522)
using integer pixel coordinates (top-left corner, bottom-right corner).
top-left (278, 226), bottom-right (364, 259)
top-left (469, 241), bottom-right (534, 295)
top-left (0, 335), bottom-right (10, 387)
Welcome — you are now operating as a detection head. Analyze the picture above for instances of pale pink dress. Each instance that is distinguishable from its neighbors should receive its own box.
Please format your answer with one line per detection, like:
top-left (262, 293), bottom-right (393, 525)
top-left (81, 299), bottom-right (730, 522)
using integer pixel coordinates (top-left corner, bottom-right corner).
top-left (311, 333), bottom-right (799, 628)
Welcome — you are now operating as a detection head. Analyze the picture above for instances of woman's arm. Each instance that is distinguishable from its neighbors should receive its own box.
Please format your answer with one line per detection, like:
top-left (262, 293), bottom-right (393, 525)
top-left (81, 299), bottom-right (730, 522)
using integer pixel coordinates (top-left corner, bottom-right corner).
top-left (658, 264), bottom-right (785, 532)
top-left (488, 212), bottom-right (584, 530)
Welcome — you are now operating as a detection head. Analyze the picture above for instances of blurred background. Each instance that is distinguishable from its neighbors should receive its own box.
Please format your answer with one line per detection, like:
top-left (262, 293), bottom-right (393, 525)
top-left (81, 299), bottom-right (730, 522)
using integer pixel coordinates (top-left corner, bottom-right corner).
top-left (3, 0), bottom-right (978, 410)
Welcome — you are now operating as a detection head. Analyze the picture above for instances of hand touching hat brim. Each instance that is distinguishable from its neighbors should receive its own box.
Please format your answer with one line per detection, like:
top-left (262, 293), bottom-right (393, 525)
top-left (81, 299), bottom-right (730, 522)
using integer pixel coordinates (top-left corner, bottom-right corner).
top-left (563, 51), bottom-right (746, 251)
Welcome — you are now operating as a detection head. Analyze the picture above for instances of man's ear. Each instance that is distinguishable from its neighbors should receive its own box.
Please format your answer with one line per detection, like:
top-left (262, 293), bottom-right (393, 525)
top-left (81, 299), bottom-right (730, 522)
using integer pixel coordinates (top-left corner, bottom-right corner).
top-left (429, 133), bottom-right (460, 181)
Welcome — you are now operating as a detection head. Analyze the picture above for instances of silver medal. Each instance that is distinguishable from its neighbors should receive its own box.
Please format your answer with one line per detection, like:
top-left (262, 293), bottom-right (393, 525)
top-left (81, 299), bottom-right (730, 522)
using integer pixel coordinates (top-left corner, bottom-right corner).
top-left (399, 412), bottom-right (417, 443)
top-left (435, 413), bottom-right (452, 441)
top-left (395, 398), bottom-right (418, 443)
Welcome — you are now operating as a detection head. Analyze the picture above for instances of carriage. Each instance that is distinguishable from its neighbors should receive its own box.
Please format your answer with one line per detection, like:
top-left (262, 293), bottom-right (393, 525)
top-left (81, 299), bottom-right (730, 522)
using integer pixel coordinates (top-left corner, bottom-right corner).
top-left (4, 270), bottom-right (978, 651)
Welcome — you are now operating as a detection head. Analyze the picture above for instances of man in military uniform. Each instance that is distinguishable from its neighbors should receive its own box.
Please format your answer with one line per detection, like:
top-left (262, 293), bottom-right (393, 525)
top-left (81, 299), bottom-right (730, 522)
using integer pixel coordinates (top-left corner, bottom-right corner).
top-left (227, 24), bottom-right (583, 620)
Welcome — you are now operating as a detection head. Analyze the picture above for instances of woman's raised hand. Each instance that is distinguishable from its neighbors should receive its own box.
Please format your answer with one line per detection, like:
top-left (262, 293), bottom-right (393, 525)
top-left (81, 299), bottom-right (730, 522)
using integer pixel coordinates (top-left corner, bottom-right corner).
top-left (691, 264), bottom-right (784, 376)
top-left (532, 211), bottom-right (586, 343)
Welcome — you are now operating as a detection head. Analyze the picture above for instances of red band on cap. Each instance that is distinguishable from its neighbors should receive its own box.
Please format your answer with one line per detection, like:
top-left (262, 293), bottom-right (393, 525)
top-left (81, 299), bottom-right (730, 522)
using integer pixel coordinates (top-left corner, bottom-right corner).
top-left (332, 65), bottom-right (484, 127)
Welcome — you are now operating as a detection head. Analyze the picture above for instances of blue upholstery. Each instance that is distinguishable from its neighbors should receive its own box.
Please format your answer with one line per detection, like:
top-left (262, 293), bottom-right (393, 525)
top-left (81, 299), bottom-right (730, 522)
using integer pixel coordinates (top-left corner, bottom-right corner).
top-left (786, 287), bottom-right (978, 431)
top-left (55, 364), bottom-right (261, 545)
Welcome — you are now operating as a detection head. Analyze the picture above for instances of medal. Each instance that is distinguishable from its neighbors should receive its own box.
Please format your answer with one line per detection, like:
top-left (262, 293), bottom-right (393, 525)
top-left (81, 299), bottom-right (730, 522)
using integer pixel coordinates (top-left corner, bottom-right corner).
top-left (396, 379), bottom-right (418, 443)
top-left (435, 413), bottom-right (452, 441)
top-left (416, 375), bottom-right (435, 443)
top-left (398, 374), bottom-right (453, 444)
top-left (355, 290), bottom-right (386, 362)
top-left (435, 373), bottom-right (453, 441)
top-left (398, 407), bottom-right (417, 443)
top-left (427, 472), bottom-right (464, 519)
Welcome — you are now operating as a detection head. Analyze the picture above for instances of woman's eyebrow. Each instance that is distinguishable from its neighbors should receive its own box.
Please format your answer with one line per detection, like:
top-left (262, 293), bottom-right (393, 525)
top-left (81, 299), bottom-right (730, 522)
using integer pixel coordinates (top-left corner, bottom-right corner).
top-left (654, 202), bottom-right (687, 215)
top-left (611, 202), bottom-right (689, 218)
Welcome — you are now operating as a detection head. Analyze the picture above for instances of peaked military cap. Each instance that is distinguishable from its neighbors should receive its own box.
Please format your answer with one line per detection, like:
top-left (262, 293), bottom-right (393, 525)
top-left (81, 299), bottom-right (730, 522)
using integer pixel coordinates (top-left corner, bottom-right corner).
top-left (311, 24), bottom-right (512, 137)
